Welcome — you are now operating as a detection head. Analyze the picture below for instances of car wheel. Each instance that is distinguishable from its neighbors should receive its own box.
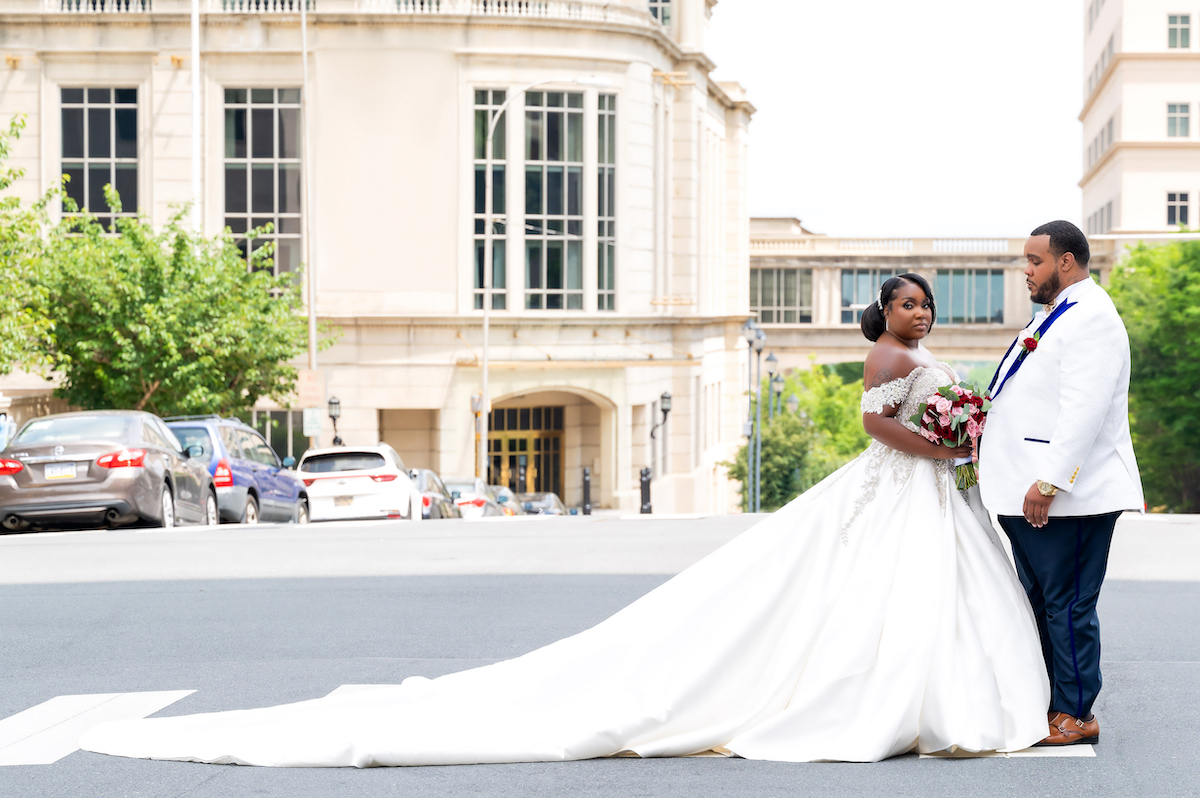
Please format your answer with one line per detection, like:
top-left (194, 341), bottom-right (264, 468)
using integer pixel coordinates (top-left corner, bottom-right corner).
top-left (203, 491), bottom-right (219, 526)
top-left (295, 499), bottom-right (309, 525)
top-left (242, 496), bottom-right (260, 525)
top-left (159, 486), bottom-right (175, 529)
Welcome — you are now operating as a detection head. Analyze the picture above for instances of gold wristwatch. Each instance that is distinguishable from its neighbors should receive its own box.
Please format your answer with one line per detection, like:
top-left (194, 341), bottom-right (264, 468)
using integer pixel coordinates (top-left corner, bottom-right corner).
top-left (1036, 480), bottom-right (1059, 497)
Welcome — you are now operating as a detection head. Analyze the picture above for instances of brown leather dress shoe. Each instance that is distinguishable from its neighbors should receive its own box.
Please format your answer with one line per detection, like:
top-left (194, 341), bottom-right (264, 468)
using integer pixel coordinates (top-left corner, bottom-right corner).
top-left (1036, 712), bottom-right (1099, 746)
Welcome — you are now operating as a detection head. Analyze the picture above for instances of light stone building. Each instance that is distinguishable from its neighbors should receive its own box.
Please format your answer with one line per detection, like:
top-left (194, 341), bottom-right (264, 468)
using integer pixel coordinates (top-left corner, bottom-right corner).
top-left (1081, 0), bottom-right (1200, 266)
top-left (0, 0), bottom-right (755, 513)
top-left (746, 218), bottom-right (1055, 376)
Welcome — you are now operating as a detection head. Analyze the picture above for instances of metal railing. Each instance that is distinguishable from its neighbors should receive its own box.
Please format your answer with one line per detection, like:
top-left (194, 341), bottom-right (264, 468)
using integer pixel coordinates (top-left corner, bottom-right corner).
top-left (215, 0), bottom-right (311, 10)
top-left (42, 0), bottom-right (649, 19)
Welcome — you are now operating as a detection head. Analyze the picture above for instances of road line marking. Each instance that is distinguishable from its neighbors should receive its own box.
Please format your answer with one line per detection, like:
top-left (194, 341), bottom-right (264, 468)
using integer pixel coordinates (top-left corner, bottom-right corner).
top-left (0, 691), bottom-right (194, 766)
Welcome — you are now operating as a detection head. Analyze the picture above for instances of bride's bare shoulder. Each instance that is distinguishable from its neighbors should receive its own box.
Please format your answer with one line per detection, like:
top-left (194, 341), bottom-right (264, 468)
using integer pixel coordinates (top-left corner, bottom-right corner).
top-left (862, 342), bottom-right (924, 390)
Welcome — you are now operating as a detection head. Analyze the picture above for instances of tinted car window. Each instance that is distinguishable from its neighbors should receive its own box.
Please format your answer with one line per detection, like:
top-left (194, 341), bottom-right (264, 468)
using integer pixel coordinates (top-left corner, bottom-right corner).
top-left (15, 416), bottom-right (130, 444)
top-left (429, 472), bottom-right (450, 497)
top-left (141, 421), bottom-right (172, 450)
top-left (218, 426), bottom-right (241, 457)
top-left (171, 427), bottom-right (215, 463)
top-left (443, 481), bottom-right (478, 497)
top-left (236, 430), bottom-right (277, 467)
top-left (152, 418), bottom-right (183, 452)
top-left (299, 452), bottom-right (387, 473)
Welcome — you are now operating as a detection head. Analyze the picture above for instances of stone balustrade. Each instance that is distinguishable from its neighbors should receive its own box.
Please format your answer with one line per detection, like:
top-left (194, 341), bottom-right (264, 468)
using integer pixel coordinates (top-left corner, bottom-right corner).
top-left (750, 237), bottom-right (1026, 257)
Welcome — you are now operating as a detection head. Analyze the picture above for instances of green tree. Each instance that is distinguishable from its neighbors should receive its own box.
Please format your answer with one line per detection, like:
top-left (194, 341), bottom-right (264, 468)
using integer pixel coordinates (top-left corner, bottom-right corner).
top-left (725, 361), bottom-right (871, 511)
top-left (1107, 240), bottom-right (1200, 511)
top-left (0, 116), bottom-right (53, 374)
top-left (43, 190), bottom-right (335, 416)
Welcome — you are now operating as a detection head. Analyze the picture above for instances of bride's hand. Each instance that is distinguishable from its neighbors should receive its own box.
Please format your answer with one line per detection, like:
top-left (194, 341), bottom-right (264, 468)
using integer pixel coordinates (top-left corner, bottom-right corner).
top-left (936, 443), bottom-right (973, 460)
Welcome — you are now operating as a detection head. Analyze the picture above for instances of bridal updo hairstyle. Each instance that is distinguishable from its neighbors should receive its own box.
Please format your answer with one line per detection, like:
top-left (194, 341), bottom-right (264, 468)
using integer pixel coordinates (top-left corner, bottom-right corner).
top-left (860, 273), bottom-right (937, 343)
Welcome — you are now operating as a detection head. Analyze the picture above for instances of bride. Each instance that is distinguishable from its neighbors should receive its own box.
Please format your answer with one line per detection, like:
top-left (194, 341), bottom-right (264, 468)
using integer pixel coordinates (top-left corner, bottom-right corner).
top-left (81, 273), bottom-right (1050, 766)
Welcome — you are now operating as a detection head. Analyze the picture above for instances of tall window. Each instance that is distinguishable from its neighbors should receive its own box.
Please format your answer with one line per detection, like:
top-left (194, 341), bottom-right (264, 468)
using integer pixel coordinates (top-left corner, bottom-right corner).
top-left (223, 88), bottom-right (302, 277)
top-left (751, 268), bottom-right (813, 323)
top-left (61, 88), bottom-right (138, 228)
top-left (934, 270), bottom-right (1004, 324)
top-left (474, 90), bottom-right (507, 310)
top-left (598, 94), bottom-right (617, 311)
top-left (524, 91), bottom-right (583, 310)
top-left (649, 0), bottom-right (670, 25)
top-left (1170, 14), bottom-right (1191, 48)
top-left (1169, 192), bottom-right (1189, 226)
top-left (840, 268), bottom-right (897, 323)
top-left (1169, 103), bottom-right (1190, 137)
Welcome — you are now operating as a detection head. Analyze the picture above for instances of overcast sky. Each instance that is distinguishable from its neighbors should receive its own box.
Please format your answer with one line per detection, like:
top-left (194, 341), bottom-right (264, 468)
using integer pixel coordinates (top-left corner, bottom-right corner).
top-left (707, 0), bottom-right (1083, 238)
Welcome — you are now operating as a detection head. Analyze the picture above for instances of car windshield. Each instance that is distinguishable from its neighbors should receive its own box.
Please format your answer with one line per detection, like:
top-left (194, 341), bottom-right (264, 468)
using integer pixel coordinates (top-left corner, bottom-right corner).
top-left (170, 427), bottom-right (214, 463)
top-left (299, 452), bottom-right (387, 473)
top-left (15, 416), bottom-right (131, 444)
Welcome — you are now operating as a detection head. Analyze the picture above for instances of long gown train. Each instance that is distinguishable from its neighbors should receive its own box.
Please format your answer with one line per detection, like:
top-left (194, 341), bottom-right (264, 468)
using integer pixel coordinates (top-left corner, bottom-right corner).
top-left (80, 366), bottom-right (1050, 765)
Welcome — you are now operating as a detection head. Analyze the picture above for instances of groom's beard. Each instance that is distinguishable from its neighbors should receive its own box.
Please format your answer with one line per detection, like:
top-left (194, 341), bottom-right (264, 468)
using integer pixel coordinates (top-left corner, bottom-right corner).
top-left (1029, 269), bottom-right (1061, 305)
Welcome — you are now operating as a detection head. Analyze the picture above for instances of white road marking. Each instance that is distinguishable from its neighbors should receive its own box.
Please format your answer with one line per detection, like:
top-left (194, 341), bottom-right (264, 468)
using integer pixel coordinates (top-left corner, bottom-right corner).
top-left (920, 745), bottom-right (1096, 759)
top-left (0, 691), bottom-right (194, 766)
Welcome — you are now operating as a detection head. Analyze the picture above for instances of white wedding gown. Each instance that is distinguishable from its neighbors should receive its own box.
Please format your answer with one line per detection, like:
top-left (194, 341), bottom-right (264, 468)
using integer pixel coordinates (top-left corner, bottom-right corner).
top-left (80, 366), bottom-right (1050, 766)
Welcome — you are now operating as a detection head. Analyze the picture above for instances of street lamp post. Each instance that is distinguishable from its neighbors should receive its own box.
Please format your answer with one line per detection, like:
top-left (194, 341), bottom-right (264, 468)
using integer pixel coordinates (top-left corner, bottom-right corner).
top-left (765, 352), bottom-right (777, 421)
top-left (477, 75), bottom-right (612, 480)
top-left (771, 374), bottom-right (785, 418)
top-left (785, 393), bottom-right (800, 416)
top-left (327, 396), bottom-right (342, 447)
top-left (753, 328), bottom-right (766, 512)
top-left (741, 319), bottom-right (757, 513)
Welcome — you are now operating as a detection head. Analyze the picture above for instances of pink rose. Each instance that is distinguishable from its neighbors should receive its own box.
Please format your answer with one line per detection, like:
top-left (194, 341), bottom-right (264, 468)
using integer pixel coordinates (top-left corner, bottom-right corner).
top-left (966, 403), bottom-right (978, 416)
top-left (966, 417), bottom-right (981, 439)
top-left (934, 397), bottom-right (953, 415)
top-left (951, 385), bottom-right (966, 396)
top-left (939, 413), bottom-right (951, 427)
top-left (918, 427), bottom-right (940, 443)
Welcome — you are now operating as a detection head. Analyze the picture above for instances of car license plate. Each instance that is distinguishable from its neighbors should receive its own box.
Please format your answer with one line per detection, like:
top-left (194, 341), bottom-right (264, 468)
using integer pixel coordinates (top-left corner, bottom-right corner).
top-left (334, 496), bottom-right (353, 507)
top-left (45, 462), bottom-right (77, 480)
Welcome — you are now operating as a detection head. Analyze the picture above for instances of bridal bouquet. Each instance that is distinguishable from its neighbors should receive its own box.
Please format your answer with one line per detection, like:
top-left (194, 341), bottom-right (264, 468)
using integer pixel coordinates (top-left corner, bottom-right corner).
top-left (909, 382), bottom-right (991, 490)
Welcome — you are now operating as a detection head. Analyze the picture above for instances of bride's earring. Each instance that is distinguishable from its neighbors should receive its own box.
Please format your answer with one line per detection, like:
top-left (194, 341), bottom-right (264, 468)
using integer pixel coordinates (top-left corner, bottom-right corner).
top-left (885, 315), bottom-right (890, 332)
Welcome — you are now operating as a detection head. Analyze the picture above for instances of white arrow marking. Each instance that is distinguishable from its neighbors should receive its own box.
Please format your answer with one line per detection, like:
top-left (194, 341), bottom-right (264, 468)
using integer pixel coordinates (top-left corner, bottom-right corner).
top-left (0, 691), bottom-right (195, 766)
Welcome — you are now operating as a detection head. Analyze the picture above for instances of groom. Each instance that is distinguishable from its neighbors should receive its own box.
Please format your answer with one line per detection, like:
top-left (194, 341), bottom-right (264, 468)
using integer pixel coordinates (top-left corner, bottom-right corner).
top-left (979, 220), bottom-right (1144, 746)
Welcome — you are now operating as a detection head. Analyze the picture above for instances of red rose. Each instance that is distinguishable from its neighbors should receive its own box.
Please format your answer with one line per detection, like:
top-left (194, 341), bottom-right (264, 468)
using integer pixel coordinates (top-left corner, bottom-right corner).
top-left (1023, 337), bottom-right (1038, 352)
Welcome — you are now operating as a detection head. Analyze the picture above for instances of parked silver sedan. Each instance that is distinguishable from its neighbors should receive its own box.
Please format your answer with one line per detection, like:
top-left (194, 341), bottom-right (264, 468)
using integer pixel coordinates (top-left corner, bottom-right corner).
top-left (0, 410), bottom-right (217, 532)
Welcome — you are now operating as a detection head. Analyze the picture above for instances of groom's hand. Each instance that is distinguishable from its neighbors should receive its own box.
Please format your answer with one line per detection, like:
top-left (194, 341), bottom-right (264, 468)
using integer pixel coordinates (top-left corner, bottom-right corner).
top-left (1023, 482), bottom-right (1054, 528)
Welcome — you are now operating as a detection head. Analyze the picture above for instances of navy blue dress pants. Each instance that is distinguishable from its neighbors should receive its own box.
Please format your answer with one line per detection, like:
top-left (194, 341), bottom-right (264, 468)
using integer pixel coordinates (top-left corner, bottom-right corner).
top-left (998, 512), bottom-right (1120, 720)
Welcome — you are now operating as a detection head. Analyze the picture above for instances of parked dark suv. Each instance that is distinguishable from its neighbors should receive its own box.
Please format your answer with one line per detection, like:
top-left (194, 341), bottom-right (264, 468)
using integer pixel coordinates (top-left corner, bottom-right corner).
top-left (165, 416), bottom-right (309, 524)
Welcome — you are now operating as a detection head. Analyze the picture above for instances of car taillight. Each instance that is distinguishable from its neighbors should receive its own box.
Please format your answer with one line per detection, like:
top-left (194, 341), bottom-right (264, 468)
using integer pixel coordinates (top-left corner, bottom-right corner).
top-left (302, 477), bottom-right (316, 487)
top-left (370, 474), bottom-right (398, 483)
top-left (0, 459), bottom-right (23, 476)
top-left (502, 505), bottom-right (516, 516)
top-left (469, 498), bottom-right (487, 507)
top-left (422, 495), bottom-right (431, 507)
top-left (213, 458), bottom-right (234, 488)
top-left (96, 449), bottom-right (147, 469)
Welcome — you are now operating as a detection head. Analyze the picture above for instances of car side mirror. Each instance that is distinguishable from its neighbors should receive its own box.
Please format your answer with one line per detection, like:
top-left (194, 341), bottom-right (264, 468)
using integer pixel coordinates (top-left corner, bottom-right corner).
top-left (409, 469), bottom-right (418, 480)
top-left (523, 502), bottom-right (534, 512)
top-left (497, 495), bottom-right (508, 503)
top-left (282, 456), bottom-right (296, 468)
top-left (186, 444), bottom-right (204, 459)
top-left (569, 508), bottom-right (579, 515)
top-left (451, 491), bottom-right (461, 500)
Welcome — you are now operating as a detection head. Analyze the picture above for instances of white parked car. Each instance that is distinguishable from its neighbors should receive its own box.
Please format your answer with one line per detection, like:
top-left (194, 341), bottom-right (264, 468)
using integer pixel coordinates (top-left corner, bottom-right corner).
top-left (442, 477), bottom-right (505, 519)
top-left (297, 445), bottom-right (421, 522)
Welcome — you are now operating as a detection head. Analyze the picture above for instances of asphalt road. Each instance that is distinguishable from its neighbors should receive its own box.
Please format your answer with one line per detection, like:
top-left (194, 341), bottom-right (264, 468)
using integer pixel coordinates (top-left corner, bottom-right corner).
top-left (0, 514), bottom-right (1197, 797)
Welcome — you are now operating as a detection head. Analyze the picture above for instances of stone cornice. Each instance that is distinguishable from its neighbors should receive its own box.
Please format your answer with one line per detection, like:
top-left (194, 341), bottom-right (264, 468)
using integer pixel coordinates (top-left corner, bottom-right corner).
top-left (1079, 139), bottom-right (1200, 188)
top-left (1079, 51), bottom-right (1200, 121)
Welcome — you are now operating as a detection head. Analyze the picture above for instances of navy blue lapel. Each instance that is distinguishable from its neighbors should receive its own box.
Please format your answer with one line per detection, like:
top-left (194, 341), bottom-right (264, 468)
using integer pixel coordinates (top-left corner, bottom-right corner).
top-left (989, 299), bottom-right (1078, 400)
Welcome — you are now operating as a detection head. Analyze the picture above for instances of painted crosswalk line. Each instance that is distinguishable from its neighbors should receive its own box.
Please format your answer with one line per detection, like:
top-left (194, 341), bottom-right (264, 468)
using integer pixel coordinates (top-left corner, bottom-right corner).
top-left (0, 691), bottom-right (194, 766)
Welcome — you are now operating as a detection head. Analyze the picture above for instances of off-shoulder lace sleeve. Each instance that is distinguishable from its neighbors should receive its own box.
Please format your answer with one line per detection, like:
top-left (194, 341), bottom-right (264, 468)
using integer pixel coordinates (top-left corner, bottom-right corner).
top-left (860, 372), bottom-right (918, 415)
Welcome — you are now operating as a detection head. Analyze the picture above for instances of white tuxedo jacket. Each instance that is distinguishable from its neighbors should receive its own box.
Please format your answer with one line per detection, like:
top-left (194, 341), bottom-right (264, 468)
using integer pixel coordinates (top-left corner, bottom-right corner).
top-left (978, 277), bottom-right (1144, 517)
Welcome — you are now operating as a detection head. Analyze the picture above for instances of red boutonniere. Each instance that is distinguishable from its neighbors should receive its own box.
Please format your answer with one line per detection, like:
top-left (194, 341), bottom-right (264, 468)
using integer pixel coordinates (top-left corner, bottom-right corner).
top-left (1021, 332), bottom-right (1040, 355)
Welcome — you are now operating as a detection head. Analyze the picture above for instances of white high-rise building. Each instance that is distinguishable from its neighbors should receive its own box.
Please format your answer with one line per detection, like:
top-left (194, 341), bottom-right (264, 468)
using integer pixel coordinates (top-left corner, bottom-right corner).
top-left (0, 0), bottom-right (754, 514)
top-left (1081, 0), bottom-right (1200, 242)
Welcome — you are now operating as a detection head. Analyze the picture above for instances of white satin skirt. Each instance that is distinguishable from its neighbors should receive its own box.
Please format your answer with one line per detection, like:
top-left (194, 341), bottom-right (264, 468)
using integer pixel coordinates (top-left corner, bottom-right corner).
top-left (80, 443), bottom-right (1050, 766)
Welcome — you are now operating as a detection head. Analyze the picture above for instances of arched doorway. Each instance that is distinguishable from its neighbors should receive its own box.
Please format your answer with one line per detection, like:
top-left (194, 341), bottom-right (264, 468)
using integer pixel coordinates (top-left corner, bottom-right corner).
top-left (487, 388), bottom-right (615, 508)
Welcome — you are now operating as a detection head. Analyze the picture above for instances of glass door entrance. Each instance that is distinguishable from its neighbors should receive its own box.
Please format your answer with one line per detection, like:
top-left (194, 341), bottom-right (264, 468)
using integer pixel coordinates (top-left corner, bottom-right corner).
top-left (487, 406), bottom-right (564, 497)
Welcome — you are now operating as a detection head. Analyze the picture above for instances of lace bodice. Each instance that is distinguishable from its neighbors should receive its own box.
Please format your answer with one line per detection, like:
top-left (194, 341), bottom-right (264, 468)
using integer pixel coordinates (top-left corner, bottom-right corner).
top-left (860, 365), bottom-right (956, 431)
